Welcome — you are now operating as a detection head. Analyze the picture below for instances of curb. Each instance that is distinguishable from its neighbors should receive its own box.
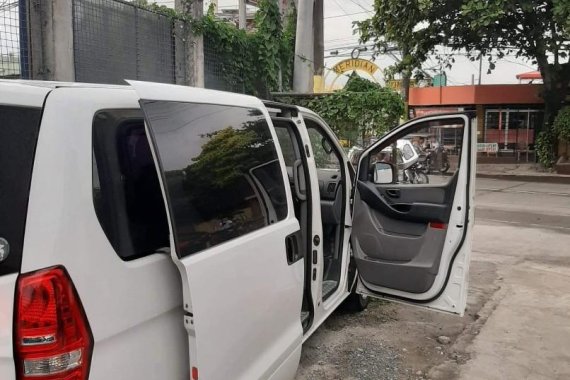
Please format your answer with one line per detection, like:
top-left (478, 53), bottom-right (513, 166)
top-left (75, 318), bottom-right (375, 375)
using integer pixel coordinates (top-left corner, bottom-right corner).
top-left (476, 173), bottom-right (570, 184)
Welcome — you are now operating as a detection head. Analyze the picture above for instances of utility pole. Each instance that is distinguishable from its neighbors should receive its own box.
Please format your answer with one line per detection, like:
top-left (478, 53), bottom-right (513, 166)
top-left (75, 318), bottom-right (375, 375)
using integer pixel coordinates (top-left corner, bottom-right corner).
top-left (175, 0), bottom-right (204, 87)
top-left (478, 54), bottom-right (483, 85)
top-left (313, 0), bottom-right (324, 77)
top-left (239, 0), bottom-right (246, 29)
top-left (293, 0), bottom-right (314, 93)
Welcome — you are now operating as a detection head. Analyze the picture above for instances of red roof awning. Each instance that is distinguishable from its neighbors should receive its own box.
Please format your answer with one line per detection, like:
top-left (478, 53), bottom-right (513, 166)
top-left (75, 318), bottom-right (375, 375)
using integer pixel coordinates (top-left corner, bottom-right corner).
top-left (516, 71), bottom-right (542, 80)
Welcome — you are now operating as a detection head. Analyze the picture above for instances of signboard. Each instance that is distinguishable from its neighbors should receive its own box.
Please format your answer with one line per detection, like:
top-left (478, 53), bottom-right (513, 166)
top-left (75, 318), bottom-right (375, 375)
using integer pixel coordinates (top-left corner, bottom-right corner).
top-left (477, 143), bottom-right (499, 153)
top-left (331, 59), bottom-right (379, 76)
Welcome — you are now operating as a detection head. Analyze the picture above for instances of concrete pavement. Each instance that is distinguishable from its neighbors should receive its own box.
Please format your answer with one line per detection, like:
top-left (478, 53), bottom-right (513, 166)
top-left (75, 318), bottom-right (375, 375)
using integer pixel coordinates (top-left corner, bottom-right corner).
top-left (456, 179), bottom-right (570, 380)
top-left (296, 178), bottom-right (570, 380)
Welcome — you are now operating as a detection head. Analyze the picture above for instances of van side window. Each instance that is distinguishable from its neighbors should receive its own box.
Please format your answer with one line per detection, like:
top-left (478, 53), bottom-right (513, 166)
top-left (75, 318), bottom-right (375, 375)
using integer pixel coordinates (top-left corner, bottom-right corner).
top-left (307, 124), bottom-right (341, 170)
top-left (0, 105), bottom-right (42, 276)
top-left (141, 101), bottom-right (289, 258)
top-left (92, 109), bottom-right (169, 260)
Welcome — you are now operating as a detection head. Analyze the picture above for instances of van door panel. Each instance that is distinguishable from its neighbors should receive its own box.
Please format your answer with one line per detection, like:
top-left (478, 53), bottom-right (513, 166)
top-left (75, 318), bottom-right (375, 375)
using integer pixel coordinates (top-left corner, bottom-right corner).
top-left (353, 114), bottom-right (475, 314)
top-left (129, 81), bottom-right (304, 380)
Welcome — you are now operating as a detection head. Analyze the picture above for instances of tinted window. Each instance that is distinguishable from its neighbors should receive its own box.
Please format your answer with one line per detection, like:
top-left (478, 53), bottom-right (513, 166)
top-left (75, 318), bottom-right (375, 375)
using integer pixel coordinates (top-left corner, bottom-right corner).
top-left (274, 127), bottom-right (297, 167)
top-left (141, 101), bottom-right (288, 258)
top-left (92, 110), bottom-right (169, 260)
top-left (0, 106), bottom-right (42, 276)
top-left (307, 124), bottom-right (341, 170)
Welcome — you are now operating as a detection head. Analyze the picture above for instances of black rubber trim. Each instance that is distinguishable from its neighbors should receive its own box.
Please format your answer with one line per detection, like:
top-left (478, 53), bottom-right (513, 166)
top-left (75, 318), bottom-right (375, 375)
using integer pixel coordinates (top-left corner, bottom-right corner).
top-left (357, 115), bottom-right (473, 304)
top-left (262, 100), bottom-right (299, 117)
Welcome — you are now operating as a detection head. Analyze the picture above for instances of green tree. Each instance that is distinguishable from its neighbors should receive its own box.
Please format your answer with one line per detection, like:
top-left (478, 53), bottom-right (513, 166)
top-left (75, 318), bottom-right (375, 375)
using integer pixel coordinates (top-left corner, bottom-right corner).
top-left (277, 76), bottom-right (404, 145)
top-left (355, 0), bottom-right (570, 164)
top-left (452, 0), bottom-right (570, 132)
top-left (355, 1), bottom-right (442, 118)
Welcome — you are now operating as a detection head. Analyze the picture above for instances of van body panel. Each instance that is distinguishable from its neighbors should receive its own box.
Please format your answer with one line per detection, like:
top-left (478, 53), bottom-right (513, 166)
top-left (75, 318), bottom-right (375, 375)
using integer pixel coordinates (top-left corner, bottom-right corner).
top-left (132, 82), bottom-right (305, 380)
top-left (20, 87), bottom-right (188, 379)
top-left (0, 83), bottom-right (50, 380)
top-left (352, 114), bottom-right (476, 315)
top-left (0, 81), bottom-right (476, 380)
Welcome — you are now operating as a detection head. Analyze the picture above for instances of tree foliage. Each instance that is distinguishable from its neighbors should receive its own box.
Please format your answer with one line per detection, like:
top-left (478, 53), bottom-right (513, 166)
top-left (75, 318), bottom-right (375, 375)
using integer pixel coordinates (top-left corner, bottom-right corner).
top-left (136, 0), bottom-right (296, 96)
top-left (354, 1), bottom-right (442, 83)
top-left (449, 0), bottom-right (570, 164)
top-left (452, 1), bottom-right (570, 125)
top-left (196, 0), bottom-right (296, 96)
top-left (356, 0), bottom-right (570, 164)
top-left (276, 76), bottom-right (404, 144)
top-left (554, 106), bottom-right (570, 143)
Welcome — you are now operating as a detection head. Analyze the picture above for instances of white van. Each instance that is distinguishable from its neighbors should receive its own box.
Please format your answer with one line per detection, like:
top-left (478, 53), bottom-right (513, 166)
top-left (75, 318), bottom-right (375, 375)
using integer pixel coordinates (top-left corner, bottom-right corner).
top-left (0, 80), bottom-right (476, 380)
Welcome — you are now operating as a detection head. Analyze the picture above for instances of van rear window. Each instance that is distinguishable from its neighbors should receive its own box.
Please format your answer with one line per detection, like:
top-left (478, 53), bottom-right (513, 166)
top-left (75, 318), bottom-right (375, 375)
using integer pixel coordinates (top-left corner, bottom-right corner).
top-left (0, 105), bottom-right (42, 276)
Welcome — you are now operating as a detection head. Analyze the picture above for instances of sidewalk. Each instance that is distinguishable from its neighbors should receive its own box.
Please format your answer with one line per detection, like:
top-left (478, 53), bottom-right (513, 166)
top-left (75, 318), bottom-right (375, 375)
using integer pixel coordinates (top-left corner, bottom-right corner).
top-left (476, 163), bottom-right (570, 184)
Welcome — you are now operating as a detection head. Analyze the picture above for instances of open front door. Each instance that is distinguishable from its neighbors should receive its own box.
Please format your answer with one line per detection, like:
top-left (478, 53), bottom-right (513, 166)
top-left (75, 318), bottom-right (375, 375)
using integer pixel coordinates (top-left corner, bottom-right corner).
top-left (352, 114), bottom-right (476, 315)
top-left (128, 81), bottom-right (304, 380)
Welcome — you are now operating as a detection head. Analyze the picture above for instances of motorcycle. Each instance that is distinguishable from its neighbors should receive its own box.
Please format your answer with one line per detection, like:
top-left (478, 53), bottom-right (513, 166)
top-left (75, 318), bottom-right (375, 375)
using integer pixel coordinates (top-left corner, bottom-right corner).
top-left (404, 161), bottom-right (429, 184)
top-left (423, 146), bottom-right (450, 174)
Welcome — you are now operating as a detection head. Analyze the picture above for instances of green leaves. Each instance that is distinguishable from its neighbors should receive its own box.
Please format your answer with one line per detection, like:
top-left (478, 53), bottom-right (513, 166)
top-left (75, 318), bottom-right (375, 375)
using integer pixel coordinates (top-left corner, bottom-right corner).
top-left (194, 0), bottom-right (295, 95)
top-left (554, 106), bottom-right (570, 143)
top-left (277, 77), bottom-right (404, 144)
top-left (354, 0), bottom-right (446, 97)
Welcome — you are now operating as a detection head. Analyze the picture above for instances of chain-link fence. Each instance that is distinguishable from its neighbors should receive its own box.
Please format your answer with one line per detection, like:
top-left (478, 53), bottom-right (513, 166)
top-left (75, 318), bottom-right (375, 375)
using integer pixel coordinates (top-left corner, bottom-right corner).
top-left (73, 0), bottom-right (176, 85)
top-left (0, 0), bottom-right (29, 79)
top-left (1, 0), bottom-right (248, 93)
top-left (203, 37), bottom-right (245, 93)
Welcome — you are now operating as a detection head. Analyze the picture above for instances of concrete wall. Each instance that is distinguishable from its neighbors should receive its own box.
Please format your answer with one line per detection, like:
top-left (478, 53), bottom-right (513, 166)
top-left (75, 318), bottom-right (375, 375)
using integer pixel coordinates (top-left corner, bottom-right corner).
top-left (28, 0), bottom-right (75, 81)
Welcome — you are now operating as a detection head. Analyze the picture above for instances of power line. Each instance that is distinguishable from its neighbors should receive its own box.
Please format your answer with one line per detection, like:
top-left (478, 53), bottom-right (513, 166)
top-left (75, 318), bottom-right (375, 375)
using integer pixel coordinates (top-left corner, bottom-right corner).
top-left (346, 0), bottom-right (372, 14)
top-left (324, 11), bottom-right (368, 19)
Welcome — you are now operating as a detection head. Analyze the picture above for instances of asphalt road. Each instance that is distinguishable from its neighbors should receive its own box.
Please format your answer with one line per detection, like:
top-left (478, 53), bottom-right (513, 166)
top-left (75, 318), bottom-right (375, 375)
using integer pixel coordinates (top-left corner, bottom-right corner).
top-left (296, 178), bottom-right (570, 380)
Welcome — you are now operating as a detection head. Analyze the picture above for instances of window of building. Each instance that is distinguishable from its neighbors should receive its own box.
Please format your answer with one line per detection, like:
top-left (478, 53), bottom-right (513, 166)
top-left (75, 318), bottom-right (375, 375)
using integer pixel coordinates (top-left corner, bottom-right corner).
top-left (140, 102), bottom-right (289, 258)
top-left (484, 109), bottom-right (542, 153)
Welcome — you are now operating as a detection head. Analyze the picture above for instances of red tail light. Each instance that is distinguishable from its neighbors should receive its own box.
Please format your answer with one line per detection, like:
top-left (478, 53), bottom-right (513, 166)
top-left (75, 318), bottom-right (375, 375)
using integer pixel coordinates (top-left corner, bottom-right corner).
top-left (14, 266), bottom-right (93, 380)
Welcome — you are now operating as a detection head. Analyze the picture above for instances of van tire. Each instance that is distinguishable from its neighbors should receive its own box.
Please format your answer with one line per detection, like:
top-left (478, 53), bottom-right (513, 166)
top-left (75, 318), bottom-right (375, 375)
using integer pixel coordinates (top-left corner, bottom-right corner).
top-left (343, 255), bottom-right (369, 313)
top-left (343, 292), bottom-right (369, 312)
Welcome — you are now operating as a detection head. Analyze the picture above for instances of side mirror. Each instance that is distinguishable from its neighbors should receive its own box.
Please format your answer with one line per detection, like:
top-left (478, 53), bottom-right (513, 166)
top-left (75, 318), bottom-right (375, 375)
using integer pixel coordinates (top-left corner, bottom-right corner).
top-left (373, 162), bottom-right (394, 184)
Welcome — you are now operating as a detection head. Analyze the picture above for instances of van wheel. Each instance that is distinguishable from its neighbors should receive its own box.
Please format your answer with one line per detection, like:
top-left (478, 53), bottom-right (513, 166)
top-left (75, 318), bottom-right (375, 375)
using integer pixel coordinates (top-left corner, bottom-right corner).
top-left (343, 292), bottom-right (369, 312)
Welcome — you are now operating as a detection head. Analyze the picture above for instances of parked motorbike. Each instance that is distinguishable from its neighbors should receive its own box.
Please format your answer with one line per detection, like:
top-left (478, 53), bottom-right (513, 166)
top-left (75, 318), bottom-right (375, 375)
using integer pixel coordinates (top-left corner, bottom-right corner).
top-left (403, 162), bottom-right (429, 184)
top-left (422, 147), bottom-right (450, 174)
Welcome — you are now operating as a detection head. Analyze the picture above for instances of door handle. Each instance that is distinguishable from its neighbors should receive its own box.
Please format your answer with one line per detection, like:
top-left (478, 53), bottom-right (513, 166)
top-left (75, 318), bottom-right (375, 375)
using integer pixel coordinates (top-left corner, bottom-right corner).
top-left (386, 189), bottom-right (400, 198)
top-left (285, 232), bottom-right (302, 264)
top-left (292, 159), bottom-right (307, 201)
